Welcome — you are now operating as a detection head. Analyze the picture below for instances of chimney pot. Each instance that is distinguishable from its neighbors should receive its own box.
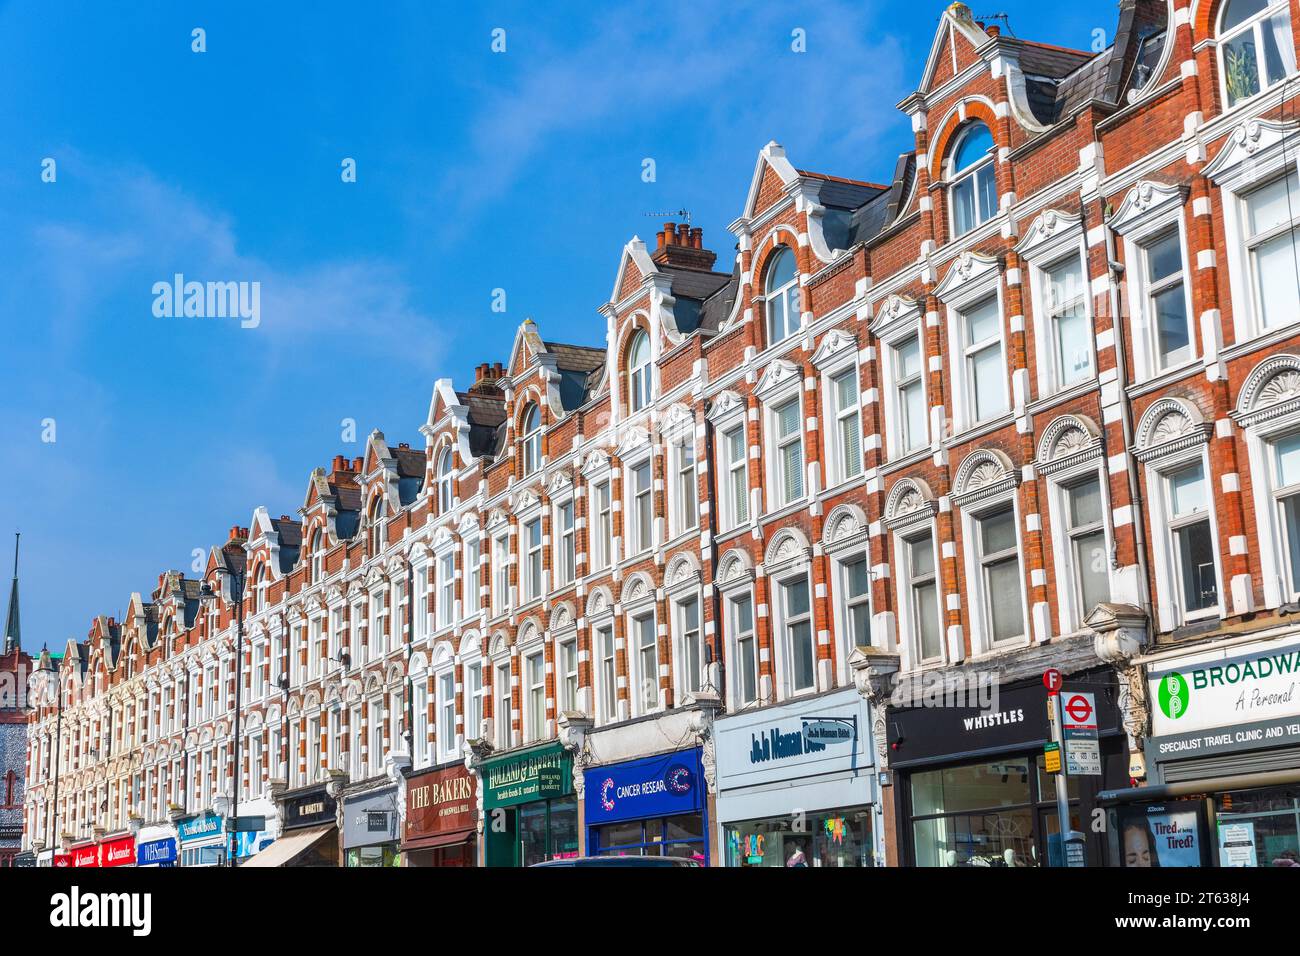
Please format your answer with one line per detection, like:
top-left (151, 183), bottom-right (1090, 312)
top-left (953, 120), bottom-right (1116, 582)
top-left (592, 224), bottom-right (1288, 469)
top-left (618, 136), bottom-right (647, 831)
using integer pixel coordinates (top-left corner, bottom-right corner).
top-left (690, 227), bottom-right (703, 249)
top-left (656, 229), bottom-right (666, 249)
top-left (352, 456), bottom-right (363, 472)
top-left (663, 221), bottom-right (677, 244)
top-left (332, 454), bottom-right (346, 471)
top-left (676, 223), bottom-right (691, 246)
top-left (986, 24), bottom-right (999, 37)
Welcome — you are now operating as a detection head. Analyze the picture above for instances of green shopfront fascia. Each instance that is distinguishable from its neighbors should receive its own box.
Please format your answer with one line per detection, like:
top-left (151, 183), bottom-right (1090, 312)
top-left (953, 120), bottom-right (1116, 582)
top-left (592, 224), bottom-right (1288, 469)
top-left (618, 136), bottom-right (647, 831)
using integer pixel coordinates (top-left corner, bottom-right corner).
top-left (481, 742), bottom-right (578, 867)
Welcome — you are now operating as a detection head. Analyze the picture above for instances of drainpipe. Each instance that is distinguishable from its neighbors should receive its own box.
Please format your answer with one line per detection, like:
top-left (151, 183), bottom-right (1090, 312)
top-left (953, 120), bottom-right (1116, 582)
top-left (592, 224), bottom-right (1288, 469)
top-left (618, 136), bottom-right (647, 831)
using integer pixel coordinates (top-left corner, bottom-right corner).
top-left (1102, 211), bottom-right (1153, 610)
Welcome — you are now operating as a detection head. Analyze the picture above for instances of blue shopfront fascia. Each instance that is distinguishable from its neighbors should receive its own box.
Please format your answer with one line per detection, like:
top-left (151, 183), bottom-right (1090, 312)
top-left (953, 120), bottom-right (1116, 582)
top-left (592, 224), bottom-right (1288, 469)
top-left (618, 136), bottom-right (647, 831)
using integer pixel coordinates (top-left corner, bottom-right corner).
top-left (584, 748), bottom-right (709, 862)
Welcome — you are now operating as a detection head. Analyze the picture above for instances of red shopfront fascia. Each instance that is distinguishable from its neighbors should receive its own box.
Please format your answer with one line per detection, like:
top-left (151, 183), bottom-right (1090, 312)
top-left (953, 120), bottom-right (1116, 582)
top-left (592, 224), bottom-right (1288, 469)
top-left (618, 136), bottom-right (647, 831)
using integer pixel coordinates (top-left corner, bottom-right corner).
top-left (404, 762), bottom-right (478, 855)
top-left (53, 854), bottom-right (74, 868)
top-left (69, 845), bottom-right (99, 868)
top-left (100, 835), bottom-right (136, 867)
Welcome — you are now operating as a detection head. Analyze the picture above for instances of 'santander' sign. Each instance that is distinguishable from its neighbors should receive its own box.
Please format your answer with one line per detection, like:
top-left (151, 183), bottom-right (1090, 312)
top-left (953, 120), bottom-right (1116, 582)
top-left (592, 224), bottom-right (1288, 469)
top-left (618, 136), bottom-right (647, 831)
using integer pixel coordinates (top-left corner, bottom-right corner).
top-left (1149, 636), bottom-right (1300, 757)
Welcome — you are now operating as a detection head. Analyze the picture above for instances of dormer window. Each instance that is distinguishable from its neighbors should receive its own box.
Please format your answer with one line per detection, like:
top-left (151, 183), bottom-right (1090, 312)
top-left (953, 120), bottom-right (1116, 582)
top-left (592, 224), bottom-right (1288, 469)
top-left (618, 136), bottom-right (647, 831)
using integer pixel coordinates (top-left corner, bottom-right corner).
top-left (520, 403), bottom-right (542, 475)
top-left (436, 446), bottom-right (454, 514)
top-left (368, 496), bottom-right (385, 555)
top-left (764, 246), bottom-right (800, 345)
top-left (947, 121), bottom-right (998, 237)
top-left (627, 329), bottom-right (652, 412)
top-left (1219, 0), bottom-right (1295, 108)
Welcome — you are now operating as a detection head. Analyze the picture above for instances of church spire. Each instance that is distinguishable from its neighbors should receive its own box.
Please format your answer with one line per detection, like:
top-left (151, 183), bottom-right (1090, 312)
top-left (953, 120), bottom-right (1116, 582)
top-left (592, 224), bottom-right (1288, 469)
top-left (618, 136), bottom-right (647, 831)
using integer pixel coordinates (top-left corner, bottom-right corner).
top-left (3, 533), bottom-right (19, 655)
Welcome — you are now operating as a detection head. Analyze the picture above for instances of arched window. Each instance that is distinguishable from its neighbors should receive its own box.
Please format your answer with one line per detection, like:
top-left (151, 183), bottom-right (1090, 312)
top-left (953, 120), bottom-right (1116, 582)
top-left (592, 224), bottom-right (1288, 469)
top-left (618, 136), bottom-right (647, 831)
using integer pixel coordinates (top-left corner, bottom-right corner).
top-left (947, 121), bottom-right (998, 237)
top-left (253, 563), bottom-right (268, 613)
top-left (627, 329), bottom-right (653, 412)
top-left (764, 247), bottom-right (800, 345)
top-left (309, 528), bottom-right (324, 583)
top-left (437, 446), bottom-right (455, 513)
top-left (1219, 0), bottom-right (1295, 107)
top-left (520, 403), bottom-right (542, 475)
top-left (368, 495), bottom-right (385, 555)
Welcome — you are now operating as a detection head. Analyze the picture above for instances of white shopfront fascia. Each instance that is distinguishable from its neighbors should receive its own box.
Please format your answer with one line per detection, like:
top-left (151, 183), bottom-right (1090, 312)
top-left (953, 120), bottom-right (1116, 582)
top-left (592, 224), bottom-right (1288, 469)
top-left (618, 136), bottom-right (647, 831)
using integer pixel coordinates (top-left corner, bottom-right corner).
top-left (714, 686), bottom-right (875, 825)
top-left (1143, 630), bottom-right (1300, 774)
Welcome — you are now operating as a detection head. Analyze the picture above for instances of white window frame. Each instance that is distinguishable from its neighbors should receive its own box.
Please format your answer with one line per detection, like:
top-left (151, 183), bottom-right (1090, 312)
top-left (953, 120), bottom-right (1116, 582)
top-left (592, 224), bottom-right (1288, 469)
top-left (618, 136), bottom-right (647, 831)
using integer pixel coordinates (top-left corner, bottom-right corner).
top-left (1206, 122), bottom-right (1300, 346)
top-left (667, 430), bottom-right (699, 537)
top-left (436, 667), bottom-right (458, 762)
top-left (626, 602), bottom-right (661, 717)
top-left (522, 646), bottom-right (547, 743)
top-left (589, 477), bottom-right (614, 572)
top-left (707, 397), bottom-right (750, 533)
top-left (873, 299), bottom-right (929, 460)
top-left (896, 524), bottom-right (944, 670)
top-left (1021, 222), bottom-right (1095, 396)
top-left (553, 497), bottom-right (576, 587)
top-left (464, 655), bottom-right (485, 743)
top-left (520, 403), bottom-right (542, 476)
top-left (625, 455), bottom-right (655, 556)
top-left (767, 394), bottom-right (806, 511)
top-left (1217, 0), bottom-right (1296, 110)
top-left (952, 293), bottom-right (1010, 431)
top-left (555, 635), bottom-right (579, 715)
top-left (1136, 405), bottom-right (1225, 630)
top-left (772, 569), bottom-right (817, 701)
top-left (725, 588), bottom-right (760, 710)
top-left (464, 536), bottom-right (482, 619)
top-left (592, 619), bottom-right (620, 726)
top-left (763, 245), bottom-right (802, 345)
top-left (522, 515), bottom-right (544, 603)
top-left (627, 329), bottom-right (654, 413)
top-left (964, 499), bottom-right (1029, 653)
top-left (1241, 372), bottom-right (1300, 609)
top-left (946, 122), bottom-right (998, 238)
top-left (1113, 183), bottom-right (1197, 382)
top-left (436, 549), bottom-right (456, 630)
top-left (436, 445), bottom-right (455, 514)
top-left (491, 531), bottom-right (511, 617)
top-left (1046, 463), bottom-right (1115, 635)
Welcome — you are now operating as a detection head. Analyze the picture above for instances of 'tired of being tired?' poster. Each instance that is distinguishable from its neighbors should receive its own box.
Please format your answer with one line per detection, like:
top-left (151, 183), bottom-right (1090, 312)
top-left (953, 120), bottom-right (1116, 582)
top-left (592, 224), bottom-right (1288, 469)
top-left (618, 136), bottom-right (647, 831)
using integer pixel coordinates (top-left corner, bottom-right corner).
top-left (1120, 802), bottom-right (1203, 867)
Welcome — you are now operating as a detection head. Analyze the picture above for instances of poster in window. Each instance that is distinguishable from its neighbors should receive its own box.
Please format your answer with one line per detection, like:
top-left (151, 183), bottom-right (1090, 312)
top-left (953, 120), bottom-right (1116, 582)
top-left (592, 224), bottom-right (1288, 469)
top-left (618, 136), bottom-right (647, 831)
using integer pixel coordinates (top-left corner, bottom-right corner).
top-left (1118, 801), bottom-right (1204, 867)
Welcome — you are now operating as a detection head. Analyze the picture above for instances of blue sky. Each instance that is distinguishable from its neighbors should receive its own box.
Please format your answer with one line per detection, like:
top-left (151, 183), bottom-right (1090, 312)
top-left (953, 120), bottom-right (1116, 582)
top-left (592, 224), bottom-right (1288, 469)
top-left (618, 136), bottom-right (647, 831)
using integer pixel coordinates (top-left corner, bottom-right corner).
top-left (0, 0), bottom-right (1117, 649)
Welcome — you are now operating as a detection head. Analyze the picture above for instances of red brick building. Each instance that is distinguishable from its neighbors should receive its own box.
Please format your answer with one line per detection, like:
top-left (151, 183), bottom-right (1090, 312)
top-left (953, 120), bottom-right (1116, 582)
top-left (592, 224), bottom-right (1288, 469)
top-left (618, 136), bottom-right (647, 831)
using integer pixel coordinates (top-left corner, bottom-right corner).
top-left (23, 0), bottom-right (1300, 868)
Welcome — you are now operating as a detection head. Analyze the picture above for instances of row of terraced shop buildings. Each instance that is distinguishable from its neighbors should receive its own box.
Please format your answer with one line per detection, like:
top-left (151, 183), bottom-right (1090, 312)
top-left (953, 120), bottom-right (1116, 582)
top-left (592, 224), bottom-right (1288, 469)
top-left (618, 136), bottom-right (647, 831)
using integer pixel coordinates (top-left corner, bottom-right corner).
top-left (17, 0), bottom-right (1300, 869)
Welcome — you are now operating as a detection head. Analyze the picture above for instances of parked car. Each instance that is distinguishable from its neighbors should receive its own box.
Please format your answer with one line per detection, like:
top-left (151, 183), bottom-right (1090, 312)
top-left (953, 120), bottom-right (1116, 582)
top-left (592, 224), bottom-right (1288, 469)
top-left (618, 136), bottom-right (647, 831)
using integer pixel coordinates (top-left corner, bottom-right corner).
top-left (531, 855), bottom-right (702, 868)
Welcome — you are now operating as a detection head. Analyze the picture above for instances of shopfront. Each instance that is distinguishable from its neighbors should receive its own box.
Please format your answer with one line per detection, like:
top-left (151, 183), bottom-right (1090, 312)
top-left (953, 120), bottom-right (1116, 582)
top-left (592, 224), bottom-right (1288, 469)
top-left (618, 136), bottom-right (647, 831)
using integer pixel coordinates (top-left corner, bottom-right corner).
top-left (715, 686), bottom-right (876, 868)
top-left (99, 834), bottom-right (135, 868)
top-left (67, 844), bottom-right (97, 868)
top-left (341, 784), bottom-right (401, 867)
top-left (481, 742), bottom-right (577, 867)
top-left (1106, 632), bottom-right (1300, 867)
top-left (245, 784), bottom-right (338, 867)
top-left (888, 670), bottom-right (1125, 867)
top-left (584, 748), bottom-right (708, 864)
top-left (403, 761), bottom-right (478, 867)
top-left (137, 837), bottom-right (177, 868)
top-left (177, 811), bottom-right (225, 867)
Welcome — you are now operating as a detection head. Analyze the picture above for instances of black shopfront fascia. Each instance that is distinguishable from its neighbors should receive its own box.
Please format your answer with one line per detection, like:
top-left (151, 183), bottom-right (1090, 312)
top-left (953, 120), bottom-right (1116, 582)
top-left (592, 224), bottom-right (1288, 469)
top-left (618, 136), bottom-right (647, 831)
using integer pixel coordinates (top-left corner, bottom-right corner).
top-left (281, 784), bottom-right (338, 832)
top-left (885, 670), bottom-right (1127, 866)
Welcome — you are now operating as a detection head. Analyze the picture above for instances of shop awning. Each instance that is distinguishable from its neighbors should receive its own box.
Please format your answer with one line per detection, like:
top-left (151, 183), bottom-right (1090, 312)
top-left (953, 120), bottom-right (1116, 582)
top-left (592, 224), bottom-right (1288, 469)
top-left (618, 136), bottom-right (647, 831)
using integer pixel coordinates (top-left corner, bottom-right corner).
top-left (402, 829), bottom-right (476, 853)
top-left (240, 825), bottom-right (333, 868)
top-left (1098, 766), bottom-right (1300, 805)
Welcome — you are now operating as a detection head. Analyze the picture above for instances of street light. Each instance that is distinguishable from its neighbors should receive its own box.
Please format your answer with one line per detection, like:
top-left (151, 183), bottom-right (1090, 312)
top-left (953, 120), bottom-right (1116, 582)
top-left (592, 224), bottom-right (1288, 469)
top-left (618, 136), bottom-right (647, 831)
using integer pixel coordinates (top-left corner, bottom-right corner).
top-left (197, 561), bottom-right (246, 868)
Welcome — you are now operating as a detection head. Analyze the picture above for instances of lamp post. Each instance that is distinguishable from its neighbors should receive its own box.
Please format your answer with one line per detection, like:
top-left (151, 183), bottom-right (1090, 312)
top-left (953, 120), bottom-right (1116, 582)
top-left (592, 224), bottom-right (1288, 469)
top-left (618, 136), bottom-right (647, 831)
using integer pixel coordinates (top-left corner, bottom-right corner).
top-left (198, 562), bottom-right (246, 868)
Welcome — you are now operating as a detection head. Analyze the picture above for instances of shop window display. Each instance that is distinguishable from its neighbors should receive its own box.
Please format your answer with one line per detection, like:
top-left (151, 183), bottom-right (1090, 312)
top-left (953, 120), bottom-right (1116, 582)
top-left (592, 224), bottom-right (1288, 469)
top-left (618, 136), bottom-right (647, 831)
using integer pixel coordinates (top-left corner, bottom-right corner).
top-left (591, 813), bottom-right (706, 862)
top-left (725, 807), bottom-right (873, 867)
top-left (1216, 786), bottom-right (1300, 867)
top-left (910, 756), bottom-right (1080, 867)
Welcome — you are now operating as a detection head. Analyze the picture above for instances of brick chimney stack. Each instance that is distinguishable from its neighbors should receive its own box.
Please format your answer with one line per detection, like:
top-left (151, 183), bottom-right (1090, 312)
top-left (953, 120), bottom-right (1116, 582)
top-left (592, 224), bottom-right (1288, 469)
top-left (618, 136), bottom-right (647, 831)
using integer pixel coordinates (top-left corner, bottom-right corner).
top-left (651, 222), bottom-right (718, 271)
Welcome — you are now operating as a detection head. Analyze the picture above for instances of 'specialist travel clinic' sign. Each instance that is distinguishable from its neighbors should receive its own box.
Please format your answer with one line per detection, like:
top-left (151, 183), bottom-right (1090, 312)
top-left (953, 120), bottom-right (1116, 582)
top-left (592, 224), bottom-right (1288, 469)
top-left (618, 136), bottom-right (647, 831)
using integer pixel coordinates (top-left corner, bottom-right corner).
top-left (482, 742), bottom-right (573, 810)
top-left (1149, 634), bottom-right (1300, 762)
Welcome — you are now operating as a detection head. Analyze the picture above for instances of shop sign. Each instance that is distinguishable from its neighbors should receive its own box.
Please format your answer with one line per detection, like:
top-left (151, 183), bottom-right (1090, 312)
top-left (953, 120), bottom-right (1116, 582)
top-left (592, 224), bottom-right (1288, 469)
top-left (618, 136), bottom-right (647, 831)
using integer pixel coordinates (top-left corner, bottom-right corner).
top-left (1118, 801), bottom-right (1204, 867)
top-left (405, 762), bottom-right (477, 842)
top-left (482, 743), bottom-right (573, 810)
top-left (342, 786), bottom-right (398, 847)
top-left (137, 838), bottom-right (177, 866)
top-left (886, 677), bottom-right (1118, 767)
top-left (1148, 636), bottom-right (1300, 746)
top-left (100, 835), bottom-right (136, 867)
top-left (716, 687), bottom-right (872, 792)
top-left (71, 845), bottom-right (99, 868)
top-left (52, 854), bottom-right (73, 868)
top-left (283, 786), bottom-right (337, 830)
top-left (178, 811), bottom-right (223, 843)
top-left (585, 749), bottom-right (704, 825)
